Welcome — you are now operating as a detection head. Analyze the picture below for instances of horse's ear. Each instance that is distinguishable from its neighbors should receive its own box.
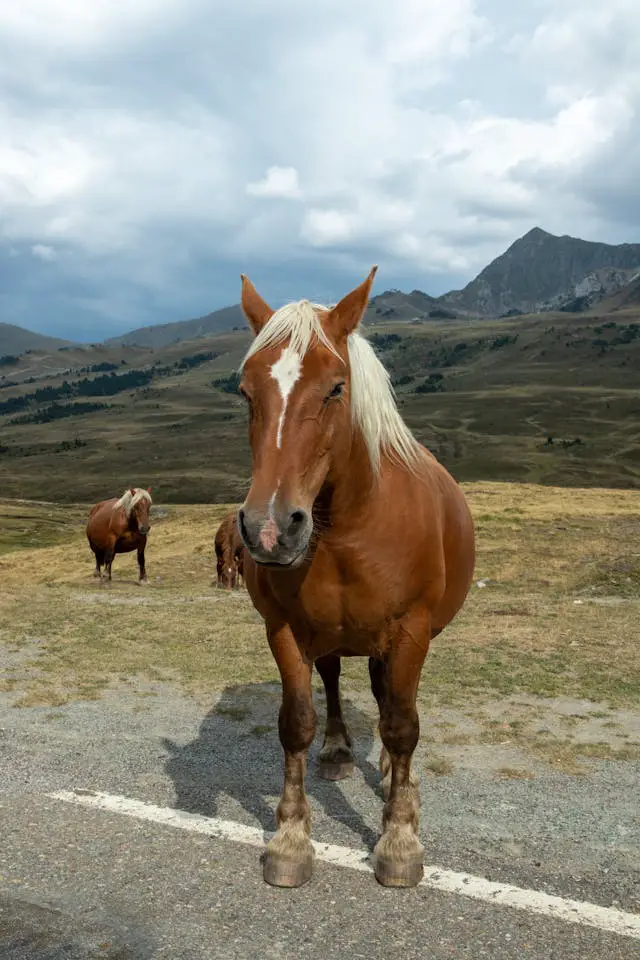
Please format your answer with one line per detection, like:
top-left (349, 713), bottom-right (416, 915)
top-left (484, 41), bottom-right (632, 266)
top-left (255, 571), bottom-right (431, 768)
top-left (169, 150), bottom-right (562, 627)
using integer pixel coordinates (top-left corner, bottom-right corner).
top-left (147, 487), bottom-right (152, 493)
top-left (326, 266), bottom-right (378, 341)
top-left (240, 274), bottom-right (274, 335)
top-left (130, 487), bottom-right (136, 496)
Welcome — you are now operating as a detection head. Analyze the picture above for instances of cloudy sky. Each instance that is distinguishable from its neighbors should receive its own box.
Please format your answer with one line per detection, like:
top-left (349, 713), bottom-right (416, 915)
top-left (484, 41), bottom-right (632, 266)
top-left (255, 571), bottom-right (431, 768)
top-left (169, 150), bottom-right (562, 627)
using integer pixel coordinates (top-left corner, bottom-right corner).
top-left (1, 0), bottom-right (639, 341)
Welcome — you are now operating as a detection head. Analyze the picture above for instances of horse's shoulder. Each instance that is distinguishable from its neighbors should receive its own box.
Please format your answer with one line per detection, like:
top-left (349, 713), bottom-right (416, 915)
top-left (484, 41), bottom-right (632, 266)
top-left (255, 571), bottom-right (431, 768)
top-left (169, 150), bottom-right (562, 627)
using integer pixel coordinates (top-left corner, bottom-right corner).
top-left (88, 498), bottom-right (116, 520)
top-left (108, 503), bottom-right (128, 532)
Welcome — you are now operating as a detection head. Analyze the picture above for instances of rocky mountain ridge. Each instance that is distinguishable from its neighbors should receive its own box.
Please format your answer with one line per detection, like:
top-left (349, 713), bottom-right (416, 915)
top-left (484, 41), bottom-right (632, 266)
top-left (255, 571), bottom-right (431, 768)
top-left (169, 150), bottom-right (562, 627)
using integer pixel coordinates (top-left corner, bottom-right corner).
top-left (3, 228), bottom-right (640, 355)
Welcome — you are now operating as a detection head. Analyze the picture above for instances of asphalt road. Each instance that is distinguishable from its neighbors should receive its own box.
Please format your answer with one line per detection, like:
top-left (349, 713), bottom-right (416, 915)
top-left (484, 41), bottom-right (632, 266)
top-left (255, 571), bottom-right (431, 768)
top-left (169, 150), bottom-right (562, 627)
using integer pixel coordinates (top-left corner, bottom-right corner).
top-left (1, 682), bottom-right (638, 959)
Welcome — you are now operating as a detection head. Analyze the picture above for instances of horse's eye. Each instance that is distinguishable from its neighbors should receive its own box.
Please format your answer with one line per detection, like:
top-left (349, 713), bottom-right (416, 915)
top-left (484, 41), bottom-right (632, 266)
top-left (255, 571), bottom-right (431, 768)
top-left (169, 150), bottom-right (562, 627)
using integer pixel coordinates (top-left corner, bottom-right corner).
top-left (326, 382), bottom-right (345, 401)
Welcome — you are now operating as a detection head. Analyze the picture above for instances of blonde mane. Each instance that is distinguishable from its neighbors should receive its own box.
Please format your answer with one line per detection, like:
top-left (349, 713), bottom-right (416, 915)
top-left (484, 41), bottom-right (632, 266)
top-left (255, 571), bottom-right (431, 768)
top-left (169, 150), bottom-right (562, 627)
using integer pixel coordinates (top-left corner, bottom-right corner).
top-left (241, 300), bottom-right (425, 474)
top-left (114, 487), bottom-right (152, 517)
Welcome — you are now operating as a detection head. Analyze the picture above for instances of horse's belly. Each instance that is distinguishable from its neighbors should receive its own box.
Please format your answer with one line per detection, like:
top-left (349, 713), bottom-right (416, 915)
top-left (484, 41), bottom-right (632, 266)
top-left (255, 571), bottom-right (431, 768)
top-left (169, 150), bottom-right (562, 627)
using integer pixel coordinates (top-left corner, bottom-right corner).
top-left (301, 627), bottom-right (389, 661)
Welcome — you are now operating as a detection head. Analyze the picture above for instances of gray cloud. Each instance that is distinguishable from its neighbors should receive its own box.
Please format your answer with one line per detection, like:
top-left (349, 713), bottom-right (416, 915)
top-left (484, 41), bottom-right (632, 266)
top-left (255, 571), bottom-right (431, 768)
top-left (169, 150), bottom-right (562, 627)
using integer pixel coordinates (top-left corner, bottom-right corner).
top-left (1, 0), bottom-right (639, 339)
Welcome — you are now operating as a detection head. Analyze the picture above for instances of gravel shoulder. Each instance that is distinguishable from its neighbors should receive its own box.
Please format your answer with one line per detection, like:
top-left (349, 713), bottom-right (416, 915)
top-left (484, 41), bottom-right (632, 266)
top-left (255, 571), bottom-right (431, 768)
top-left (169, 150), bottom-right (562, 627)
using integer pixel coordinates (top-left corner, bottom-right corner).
top-left (1, 681), bottom-right (638, 959)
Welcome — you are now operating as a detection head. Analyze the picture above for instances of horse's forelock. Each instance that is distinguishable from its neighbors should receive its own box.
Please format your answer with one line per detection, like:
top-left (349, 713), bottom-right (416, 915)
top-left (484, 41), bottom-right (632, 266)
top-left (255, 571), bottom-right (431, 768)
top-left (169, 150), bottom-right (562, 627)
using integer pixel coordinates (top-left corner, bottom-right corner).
top-left (131, 487), bottom-right (152, 507)
top-left (241, 300), bottom-right (340, 369)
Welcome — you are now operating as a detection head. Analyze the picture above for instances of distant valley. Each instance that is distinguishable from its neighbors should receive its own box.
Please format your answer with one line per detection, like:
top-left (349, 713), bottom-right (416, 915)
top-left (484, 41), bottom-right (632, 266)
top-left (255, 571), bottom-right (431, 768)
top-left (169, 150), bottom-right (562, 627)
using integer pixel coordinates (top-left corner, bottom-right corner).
top-left (1, 226), bottom-right (639, 500)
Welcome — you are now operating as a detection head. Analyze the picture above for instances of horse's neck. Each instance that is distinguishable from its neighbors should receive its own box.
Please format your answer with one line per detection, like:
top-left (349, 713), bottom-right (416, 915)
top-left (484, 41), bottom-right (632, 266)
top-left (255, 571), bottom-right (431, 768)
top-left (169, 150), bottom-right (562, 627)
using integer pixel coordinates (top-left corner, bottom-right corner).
top-left (320, 431), bottom-right (378, 526)
top-left (112, 505), bottom-right (136, 534)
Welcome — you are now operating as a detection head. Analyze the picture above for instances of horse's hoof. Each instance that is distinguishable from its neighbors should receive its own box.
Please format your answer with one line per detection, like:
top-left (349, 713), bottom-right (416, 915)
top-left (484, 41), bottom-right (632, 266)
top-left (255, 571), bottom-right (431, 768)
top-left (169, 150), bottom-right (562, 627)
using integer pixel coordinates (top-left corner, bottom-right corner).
top-left (262, 852), bottom-right (313, 888)
top-left (317, 759), bottom-right (354, 781)
top-left (373, 855), bottom-right (424, 888)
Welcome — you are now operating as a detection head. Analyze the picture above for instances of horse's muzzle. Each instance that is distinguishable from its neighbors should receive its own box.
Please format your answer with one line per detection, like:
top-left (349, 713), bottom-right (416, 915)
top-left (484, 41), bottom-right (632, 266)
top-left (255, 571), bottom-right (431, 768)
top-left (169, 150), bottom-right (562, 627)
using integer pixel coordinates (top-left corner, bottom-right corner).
top-left (139, 525), bottom-right (149, 536)
top-left (238, 504), bottom-right (311, 568)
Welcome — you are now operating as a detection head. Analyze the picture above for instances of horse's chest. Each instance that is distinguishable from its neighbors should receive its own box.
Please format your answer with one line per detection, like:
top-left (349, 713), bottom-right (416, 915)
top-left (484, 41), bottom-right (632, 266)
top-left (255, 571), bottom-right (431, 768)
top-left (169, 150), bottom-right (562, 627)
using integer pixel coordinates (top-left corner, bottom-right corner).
top-left (286, 571), bottom-right (394, 657)
top-left (116, 530), bottom-right (139, 552)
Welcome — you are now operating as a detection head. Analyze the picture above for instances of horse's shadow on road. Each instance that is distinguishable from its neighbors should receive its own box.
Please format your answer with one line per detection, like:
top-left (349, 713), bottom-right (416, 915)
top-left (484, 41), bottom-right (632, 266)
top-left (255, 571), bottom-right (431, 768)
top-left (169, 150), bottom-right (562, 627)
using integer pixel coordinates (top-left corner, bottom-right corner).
top-left (163, 681), bottom-right (382, 850)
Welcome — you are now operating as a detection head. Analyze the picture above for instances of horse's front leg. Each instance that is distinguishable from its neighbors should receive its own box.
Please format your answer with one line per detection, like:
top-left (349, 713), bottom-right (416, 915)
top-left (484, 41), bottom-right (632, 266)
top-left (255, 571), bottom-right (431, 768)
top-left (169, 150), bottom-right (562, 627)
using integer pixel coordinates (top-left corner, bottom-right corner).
top-left (264, 623), bottom-right (316, 888)
top-left (369, 657), bottom-right (419, 801)
top-left (137, 543), bottom-right (148, 584)
top-left (373, 608), bottom-right (430, 888)
top-left (315, 655), bottom-right (354, 780)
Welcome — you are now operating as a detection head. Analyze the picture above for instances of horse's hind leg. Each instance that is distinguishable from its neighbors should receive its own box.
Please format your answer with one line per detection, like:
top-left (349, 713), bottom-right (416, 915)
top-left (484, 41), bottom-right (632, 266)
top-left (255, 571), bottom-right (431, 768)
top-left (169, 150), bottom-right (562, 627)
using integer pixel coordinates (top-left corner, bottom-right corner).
top-left (315, 655), bottom-right (354, 780)
top-left (92, 547), bottom-right (105, 578)
top-left (372, 609), bottom-right (429, 888)
top-left (263, 623), bottom-right (316, 888)
top-left (104, 546), bottom-right (115, 582)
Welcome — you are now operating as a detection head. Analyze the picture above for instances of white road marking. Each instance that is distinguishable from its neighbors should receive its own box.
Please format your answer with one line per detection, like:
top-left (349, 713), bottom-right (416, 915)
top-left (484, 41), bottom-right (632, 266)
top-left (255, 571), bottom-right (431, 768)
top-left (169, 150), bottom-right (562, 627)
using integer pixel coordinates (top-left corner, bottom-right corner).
top-left (50, 789), bottom-right (640, 940)
top-left (270, 346), bottom-right (301, 448)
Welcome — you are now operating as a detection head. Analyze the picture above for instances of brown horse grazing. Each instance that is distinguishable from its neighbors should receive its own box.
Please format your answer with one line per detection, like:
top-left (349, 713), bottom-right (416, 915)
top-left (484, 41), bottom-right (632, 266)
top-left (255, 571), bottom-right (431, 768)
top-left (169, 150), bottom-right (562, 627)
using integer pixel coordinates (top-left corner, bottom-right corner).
top-left (86, 487), bottom-right (153, 583)
top-left (214, 511), bottom-right (245, 590)
top-left (236, 268), bottom-right (475, 889)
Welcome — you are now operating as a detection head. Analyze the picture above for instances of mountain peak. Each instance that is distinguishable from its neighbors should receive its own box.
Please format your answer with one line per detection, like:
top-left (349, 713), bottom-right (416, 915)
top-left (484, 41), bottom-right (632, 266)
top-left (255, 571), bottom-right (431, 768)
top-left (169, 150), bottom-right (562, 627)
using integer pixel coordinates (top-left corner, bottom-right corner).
top-left (437, 229), bottom-right (640, 317)
top-left (520, 226), bottom-right (553, 241)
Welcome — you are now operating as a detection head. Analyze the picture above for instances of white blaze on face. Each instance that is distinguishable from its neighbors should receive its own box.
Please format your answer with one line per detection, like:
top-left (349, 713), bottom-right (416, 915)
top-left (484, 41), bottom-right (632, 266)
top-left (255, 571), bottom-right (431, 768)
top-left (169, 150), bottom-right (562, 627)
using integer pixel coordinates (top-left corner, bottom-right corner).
top-left (270, 346), bottom-right (301, 448)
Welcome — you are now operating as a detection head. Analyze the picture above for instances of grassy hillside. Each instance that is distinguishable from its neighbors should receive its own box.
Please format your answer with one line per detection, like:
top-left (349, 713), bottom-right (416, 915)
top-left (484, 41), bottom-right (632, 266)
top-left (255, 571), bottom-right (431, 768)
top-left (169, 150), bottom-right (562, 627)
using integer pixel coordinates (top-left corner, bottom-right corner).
top-left (105, 304), bottom-right (246, 348)
top-left (0, 323), bottom-right (72, 358)
top-left (0, 308), bottom-right (638, 501)
top-left (595, 276), bottom-right (640, 313)
top-left (102, 289), bottom-right (446, 350)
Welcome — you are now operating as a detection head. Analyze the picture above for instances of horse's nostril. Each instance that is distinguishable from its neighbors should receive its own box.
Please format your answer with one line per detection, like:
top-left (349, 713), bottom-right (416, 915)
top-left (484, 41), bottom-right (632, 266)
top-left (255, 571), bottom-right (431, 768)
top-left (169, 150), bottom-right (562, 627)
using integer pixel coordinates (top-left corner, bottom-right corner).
top-left (289, 509), bottom-right (307, 530)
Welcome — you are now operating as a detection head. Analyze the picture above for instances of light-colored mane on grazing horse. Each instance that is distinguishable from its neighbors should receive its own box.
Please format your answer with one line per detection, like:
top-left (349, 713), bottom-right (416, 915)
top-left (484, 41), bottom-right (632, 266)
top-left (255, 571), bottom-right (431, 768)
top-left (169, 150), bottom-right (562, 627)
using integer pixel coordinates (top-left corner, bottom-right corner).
top-left (114, 487), bottom-right (152, 517)
top-left (235, 267), bottom-right (476, 889)
top-left (86, 486), bottom-right (153, 584)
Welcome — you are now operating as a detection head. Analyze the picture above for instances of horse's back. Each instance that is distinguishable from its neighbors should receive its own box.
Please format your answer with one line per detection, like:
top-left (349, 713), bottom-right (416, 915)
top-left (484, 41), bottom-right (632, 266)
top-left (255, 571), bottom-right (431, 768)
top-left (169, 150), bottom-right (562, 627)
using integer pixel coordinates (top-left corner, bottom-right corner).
top-left (214, 522), bottom-right (226, 557)
top-left (86, 498), bottom-right (118, 545)
top-left (231, 519), bottom-right (244, 558)
top-left (215, 511), bottom-right (239, 558)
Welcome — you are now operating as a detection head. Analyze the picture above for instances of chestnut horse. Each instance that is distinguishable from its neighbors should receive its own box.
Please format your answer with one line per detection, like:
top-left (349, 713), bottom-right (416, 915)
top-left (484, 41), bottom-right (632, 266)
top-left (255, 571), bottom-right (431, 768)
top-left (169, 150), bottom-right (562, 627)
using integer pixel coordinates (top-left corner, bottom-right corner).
top-left (86, 487), bottom-right (152, 583)
top-left (236, 268), bottom-right (475, 890)
top-left (214, 510), bottom-right (245, 589)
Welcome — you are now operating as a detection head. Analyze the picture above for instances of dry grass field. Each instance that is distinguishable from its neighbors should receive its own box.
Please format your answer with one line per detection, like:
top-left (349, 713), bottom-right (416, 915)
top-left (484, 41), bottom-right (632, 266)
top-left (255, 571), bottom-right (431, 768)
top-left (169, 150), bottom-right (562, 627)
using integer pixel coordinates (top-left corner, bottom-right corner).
top-left (1, 483), bottom-right (639, 774)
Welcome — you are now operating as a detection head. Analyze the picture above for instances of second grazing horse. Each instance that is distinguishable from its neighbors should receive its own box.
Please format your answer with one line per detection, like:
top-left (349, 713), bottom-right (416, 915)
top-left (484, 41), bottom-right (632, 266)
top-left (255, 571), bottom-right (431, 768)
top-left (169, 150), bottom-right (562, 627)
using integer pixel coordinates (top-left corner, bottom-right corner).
top-left (214, 510), bottom-right (245, 589)
top-left (86, 487), bottom-right (152, 583)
